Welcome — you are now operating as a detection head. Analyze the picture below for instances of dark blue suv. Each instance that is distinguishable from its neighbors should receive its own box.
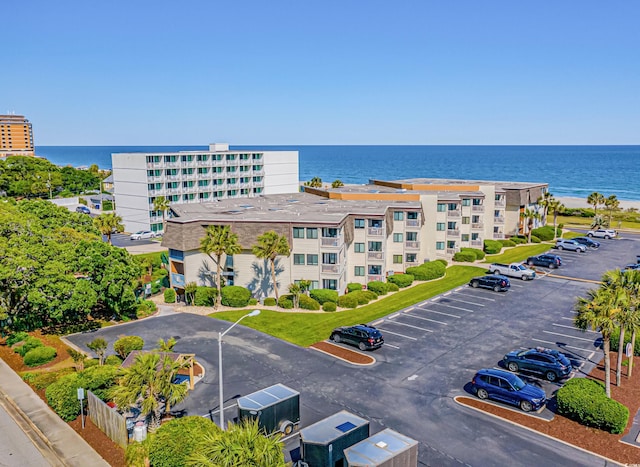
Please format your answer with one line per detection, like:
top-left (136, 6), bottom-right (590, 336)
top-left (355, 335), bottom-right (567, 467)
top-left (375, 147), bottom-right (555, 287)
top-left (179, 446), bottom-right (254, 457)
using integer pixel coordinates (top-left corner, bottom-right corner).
top-left (503, 347), bottom-right (572, 382)
top-left (470, 368), bottom-right (546, 412)
top-left (330, 324), bottom-right (384, 351)
top-left (526, 254), bottom-right (562, 269)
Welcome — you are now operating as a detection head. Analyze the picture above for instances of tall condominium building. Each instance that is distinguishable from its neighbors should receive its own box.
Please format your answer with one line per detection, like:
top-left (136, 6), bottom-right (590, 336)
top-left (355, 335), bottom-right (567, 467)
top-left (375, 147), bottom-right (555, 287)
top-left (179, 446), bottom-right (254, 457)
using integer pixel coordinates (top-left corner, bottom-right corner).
top-left (0, 115), bottom-right (35, 157)
top-left (161, 178), bottom-right (547, 298)
top-left (111, 143), bottom-right (299, 234)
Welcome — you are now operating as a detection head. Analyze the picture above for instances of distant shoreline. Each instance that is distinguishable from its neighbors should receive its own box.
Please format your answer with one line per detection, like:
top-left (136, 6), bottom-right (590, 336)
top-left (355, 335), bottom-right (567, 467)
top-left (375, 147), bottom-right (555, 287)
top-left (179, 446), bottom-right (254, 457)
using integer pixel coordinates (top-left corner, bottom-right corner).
top-left (556, 196), bottom-right (640, 211)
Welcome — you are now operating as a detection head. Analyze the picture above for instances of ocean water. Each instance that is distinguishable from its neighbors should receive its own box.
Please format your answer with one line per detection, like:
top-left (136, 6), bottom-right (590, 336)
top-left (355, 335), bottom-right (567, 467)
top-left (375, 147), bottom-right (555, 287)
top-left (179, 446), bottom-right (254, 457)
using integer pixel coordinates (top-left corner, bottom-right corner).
top-left (35, 145), bottom-right (640, 201)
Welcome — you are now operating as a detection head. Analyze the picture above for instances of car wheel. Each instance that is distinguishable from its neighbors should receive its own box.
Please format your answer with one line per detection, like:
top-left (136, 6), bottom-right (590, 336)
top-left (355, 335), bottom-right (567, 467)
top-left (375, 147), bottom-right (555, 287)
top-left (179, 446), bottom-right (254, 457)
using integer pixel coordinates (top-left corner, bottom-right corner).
top-left (528, 260), bottom-right (534, 266)
top-left (604, 235), bottom-right (610, 239)
top-left (521, 275), bottom-right (528, 281)
top-left (332, 334), bottom-right (341, 343)
top-left (550, 263), bottom-right (557, 269)
top-left (358, 342), bottom-right (366, 351)
top-left (507, 362), bottom-right (519, 372)
top-left (471, 280), bottom-right (479, 288)
top-left (493, 285), bottom-right (501, 292)
top-left (520, 400), bottom-right (534, 412)
top-left (587, 233), bottom-right (593, 237)
top-left (492, 270), bottom-right (500, 275)
top-left (477, 388), bottom-right (489, 400)
top-left (546, 371), bottom-right (557, 382)
top-left (557, 245), bottom-right (563, 250)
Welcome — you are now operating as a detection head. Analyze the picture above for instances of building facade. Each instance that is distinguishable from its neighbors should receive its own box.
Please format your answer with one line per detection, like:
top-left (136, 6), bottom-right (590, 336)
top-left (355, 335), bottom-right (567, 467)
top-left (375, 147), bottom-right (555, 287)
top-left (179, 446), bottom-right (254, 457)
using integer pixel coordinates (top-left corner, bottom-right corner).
top-left (111, 143), bottom-right (299, 234)
top-left (161, 178), bottom-right (547, 299)
top-left (0, 115), bottom-right (34, 157)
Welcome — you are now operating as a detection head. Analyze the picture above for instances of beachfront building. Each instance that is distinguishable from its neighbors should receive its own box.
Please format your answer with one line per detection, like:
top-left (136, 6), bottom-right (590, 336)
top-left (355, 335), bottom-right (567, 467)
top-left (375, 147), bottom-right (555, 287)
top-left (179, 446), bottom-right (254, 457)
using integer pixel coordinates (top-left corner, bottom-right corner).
top-left (0, 115), bottom-right (35, 157)
top-left (161, 178), bottom-right (547, 298)
top-left (111, 143), bottom-right (299, 234)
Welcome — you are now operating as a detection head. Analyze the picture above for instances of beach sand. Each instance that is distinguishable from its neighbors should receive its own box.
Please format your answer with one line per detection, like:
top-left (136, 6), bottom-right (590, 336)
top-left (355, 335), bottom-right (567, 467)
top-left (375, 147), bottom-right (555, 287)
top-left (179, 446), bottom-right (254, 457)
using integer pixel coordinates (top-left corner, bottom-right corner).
top-left (556, 196), bottom-right (640, 211)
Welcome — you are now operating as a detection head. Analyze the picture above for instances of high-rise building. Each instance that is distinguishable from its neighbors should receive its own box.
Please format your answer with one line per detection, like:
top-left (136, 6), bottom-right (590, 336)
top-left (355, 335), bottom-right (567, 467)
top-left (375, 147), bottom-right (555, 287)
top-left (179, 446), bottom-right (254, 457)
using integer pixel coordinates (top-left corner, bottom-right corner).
top-left (0, 115), bottom-right (35, 157)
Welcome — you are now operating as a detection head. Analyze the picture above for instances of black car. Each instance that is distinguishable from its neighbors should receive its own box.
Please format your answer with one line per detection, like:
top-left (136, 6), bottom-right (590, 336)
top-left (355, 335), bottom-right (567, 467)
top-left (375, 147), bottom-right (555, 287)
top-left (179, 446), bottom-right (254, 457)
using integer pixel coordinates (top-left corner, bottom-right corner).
top-left (526, 254), bottom-right (562, 269)
top-left (330, 324), bottom-right (384, 351)
top-left (573, 237), bottom-right (600, 249)
top-left (503, 347), bottom-right (573, 382)
top-left (469, 275), bottom-right (510, 292)
top-left (624, 263), bottom-right (640, 271)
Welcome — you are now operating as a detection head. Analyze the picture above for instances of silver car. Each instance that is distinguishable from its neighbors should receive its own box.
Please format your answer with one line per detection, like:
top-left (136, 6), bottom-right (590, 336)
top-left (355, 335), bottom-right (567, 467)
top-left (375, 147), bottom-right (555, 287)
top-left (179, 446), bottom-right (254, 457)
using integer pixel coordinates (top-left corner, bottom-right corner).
top-left (130, 230), bottom-right (156, 240)
top-left (587, 229), bottom-right (617, 239)
top-left (555, 239), bottom-right (587, 252)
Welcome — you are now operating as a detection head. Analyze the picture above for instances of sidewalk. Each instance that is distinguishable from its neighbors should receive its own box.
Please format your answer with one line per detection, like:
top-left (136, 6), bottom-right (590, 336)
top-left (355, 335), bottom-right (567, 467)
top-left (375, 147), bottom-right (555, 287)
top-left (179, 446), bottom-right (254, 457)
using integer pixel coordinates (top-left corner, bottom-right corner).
top-left (0, 359), bottom-right (109, 466)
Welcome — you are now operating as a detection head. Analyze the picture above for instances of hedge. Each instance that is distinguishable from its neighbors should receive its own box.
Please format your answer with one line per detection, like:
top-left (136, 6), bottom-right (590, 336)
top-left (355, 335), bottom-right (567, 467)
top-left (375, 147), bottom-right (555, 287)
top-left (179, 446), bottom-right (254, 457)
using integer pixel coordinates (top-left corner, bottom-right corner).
top-left (337, 294), bottom-right (358, 309)
top-left (500, 239), bottom-right (517, 247)
top-left (221, 286), bottom-right (251, 307)
top-left (137, 299), bottom-right (157, 318)
top-left (461, 247), bottom-right (485, 260)
top-left (149, 416), bottom-right (221, 467)
top-left (556, 378), bottom-right (629, 434)
top-left (105, 355), bottom-right (123, 366)
top-left (348, 290), bottom-right (377, 305)
top-left (164, 288), bottom-right (176, 303)
top-left (277, 295), bottom-right (294, 309)
top-left (15, 337), bottom-right (44, 357)
top-left (387, 274), bottom-right (414, 288)
top-left (435, 259), bottom-right (448, 267)
top-left (453, 251), bottom-right (476, 262)
top-left (263, 297), bottom-right (277, 306)
top-left (323, 301), bottom-right (337, 312)
top-left (310, 289), bottom-right (338, 304)
top-left (531, 226), bottom-right (560, 241)
top-left (6, 332), bottom-right (29, 347)
top-left (610, 328), bottom-right (640, 356)
top-left (347, 283), bottom-right (364, 293)
top-left (299, 294), bottom-right (321, 310)
top-left (28, 368), bottom-right (74, 390)
top-left (248, 298), bottom-right (258, 305)
top-left (194, 286), bottom-right (218, 306)
top-left (406, 261), bottom-right (446, 281)
top-left (24, 346), bottom-right (57, 367)
top-left (483, 239), bottom-right (503, 254)
top-left (367, 281), bottom-right (389, 295)
top-left (510, 237), bottom-right (526, 245)
top-left (387, 282), bottom-right (399, 292)
top-left (113, 336), bottom-right (144, 359)
top-left (531, 235), bottom-right (541, 243)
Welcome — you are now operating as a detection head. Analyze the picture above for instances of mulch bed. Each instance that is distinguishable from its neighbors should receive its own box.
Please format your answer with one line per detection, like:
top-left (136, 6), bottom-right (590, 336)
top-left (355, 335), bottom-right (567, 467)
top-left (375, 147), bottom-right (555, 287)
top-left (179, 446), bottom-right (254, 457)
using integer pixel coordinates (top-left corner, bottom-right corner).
top-left (310, 341), bottom-right (375, 365)
top-left (458, 350), bottom-right (640, 464)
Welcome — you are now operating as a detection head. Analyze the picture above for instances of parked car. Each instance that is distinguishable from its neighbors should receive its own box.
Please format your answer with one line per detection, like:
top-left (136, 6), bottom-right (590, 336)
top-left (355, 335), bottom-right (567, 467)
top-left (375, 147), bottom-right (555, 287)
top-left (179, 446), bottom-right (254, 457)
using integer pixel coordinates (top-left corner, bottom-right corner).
top-left (488, 263), bottom-right (536, 280)
top-left (624, 264), bottom-right (640, 271)
top-left (573, 237), bottom-right (600, 249)
top-left (130, 230), bottom-right (156, 240)
top-left (503, 347), bottom-right (573, 382)
top-left (470, 368), bottom-right (547, 412)
top-left (330, 324), bottom-right (384, 351)
top-left (526, 254), bottom-right (562, 269)
top-left (555, 238), bottom-right (587, 253)
top-left (587, 229), bottom-right (617, 239)
top-left (75, 205), bottom-right (91, 214)
top-left (468, 275), bottom-right (510, 292)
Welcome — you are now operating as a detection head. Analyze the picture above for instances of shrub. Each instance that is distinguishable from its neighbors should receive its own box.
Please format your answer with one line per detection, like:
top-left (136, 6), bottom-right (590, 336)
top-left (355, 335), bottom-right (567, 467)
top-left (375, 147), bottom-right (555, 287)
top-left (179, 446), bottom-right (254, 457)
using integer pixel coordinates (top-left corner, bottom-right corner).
top-left (263, 297), bottom-right (277, 306)
top-left (113, 336), bottom-right (144, 359)
top-left (164, 288), bottom-right (176, 303)
top-left (406, 261), bottom-right (446, 281)
top-left (387, 274), bottom-right (414, 288)
top-left (510, 236), bottom-right (526, 245)
top-left (531, 235), bottom-right (541, 243)
top-left (453, 251), bottom-right (476, 262)
top-left (46, 373), bottom-right (81, 421)
top-left (337, 294), bottom-right (358, 309)
top-left (347, 290), bottom-right (377, 305)
top-left (435, 259), bottom-right (448, 267)
top-left (483, 239), bottom-right (503, 254)
top-left (310, 289), bottom-right (338, 304)
top-left (556, 378), bottom-right (629, 434)
top-left (30, 368), bottom-right (74, 390)
top-left (531, 226), bottom-right (556, 241)
top-left (323, 301), bottom-right (337, 312)
top-left (194, 286), bottom-right (218, 306)
top-left (347, 283), bottom-right (364, 293)
top-left (367, 281), bottom-right (389, 295)
top-left (15, 337), bottom-right (44, 357)
top-left (24, 346), bottom-right (57, 367)
top-left (104, 355), bottom-right (123, 366)
top-left (221, 286), bottom-right (251, 307)
top-left (151, 280), bottom-right (162, 295)
top-left (461, 248), bottom-right (485, 260)
top-left (6, 331), bottom-right (29, 347)
top-left (500, 239), bottom-right (517, 247)
top-left (136, 299), bottom-right (157, 318)
top-left (277, 295), bottom-right (293, 309)
top-left (149, 416), bottom-right (221, 467)
top-left (125, 438), bottom-right (152, 467)
top-left (248, 298), bottom-right (258, 305)
top-left (299, 294), bottom-right (321, 310)
top-left (610, 327), bottom-right (640, 356)
top-left (387, 282), bottom-right (399, 291)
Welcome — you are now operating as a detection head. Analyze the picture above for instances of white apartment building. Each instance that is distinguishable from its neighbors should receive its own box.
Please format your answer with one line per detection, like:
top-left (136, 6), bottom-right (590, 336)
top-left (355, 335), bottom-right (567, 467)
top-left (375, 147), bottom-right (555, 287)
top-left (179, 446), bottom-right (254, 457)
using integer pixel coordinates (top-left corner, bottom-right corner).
top-left (111, 143), bottom-right (299, 234)
top-left (162, 178), bottom-right (547, 298)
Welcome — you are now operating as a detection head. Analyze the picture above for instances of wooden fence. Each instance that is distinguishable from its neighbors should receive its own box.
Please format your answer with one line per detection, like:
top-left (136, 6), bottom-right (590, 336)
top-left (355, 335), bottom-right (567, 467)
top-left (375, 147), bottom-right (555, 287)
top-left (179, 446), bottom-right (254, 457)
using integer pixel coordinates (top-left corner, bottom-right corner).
top-left (87, 390), bottom-right (128, 449)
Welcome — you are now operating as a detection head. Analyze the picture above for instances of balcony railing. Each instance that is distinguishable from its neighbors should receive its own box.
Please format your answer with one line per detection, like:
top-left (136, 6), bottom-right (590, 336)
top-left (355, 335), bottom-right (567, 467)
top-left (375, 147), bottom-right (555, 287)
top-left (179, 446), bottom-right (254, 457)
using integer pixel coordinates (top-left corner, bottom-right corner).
top-left (494, 216), bottom-right (505, 224)
top-left (165, 161), bottom-right (180, 167)
top-left (447, 210), bottom-right (461, 218)
top-left (495, 199), bottom-right (505, 207)
top-left (321, 264), bottom-right (339, 274)
top-left (405, 241), bottom-right (420, 249)
top-left (471, 222), bottom-right (484, 230)
top-left (446, 248), bottom-right (460, 255)
top-left (472, 205), bottom-right (485, 212)
top-left (146, 161), bottom-right (164, 168)
top-left (252, 168), bottom-right (265, 176)
top-left (196, 159), bottom-right (211, 166)
top-left (447, 229), bottom-right (460, 237)
top-left (493, 233), bottom-right (505, 239)
top-left (368, 251), bottom-right (383, 260)
top-left (182, 186), bottom-right (198, 194)
top-left (406, 219), bottom-right (420, 227)
top-left (166, 174), bottom-right (180, 180)
top-left (471, 240), bottom-right (483, 247)
top-left (368, 275), bottom-right (384, 283)
top-left (181, 172), bottom-right (197, 180)
top-left (321, 237), bottom-right (342, 247)
top-left (367, 227), bottom-right (384, 236)
top-left (181, 160), bottom-right (197, 167)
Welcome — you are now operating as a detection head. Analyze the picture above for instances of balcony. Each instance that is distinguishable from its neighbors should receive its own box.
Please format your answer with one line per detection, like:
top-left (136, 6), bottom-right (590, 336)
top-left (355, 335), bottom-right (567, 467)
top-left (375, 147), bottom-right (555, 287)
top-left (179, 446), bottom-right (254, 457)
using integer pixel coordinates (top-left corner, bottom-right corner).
top-left (181, 172), bottom-right (197, 180)
top-left (321, 264), bottom-right (339, 274)
top-left (406, 219), bottom-right (420, 227)
top-left (447, 210), bottom-right (461, 218)
top-left (472, 205), bottom-right (485, 212)
top-left (181, 160), bottom-right (197, 167)
top-left (146, 161), bottom-right (164, 169)
top-left (405, 241), bottom-right (420, 249)
top-left (196, 158), bottom-right (210, 166)
top-left (166, 174), bottom-right (180, 181)
top-left (165, 160), bottom-right (180, 167)
top-left (368, 251), bottom-right (383, 260)
top-left (471, 240), bottom-right (483, 248)
top-left (447, 229), bottom-right (460, 237)
top-left (368, 275), bottom-right (384, 283)
top-left (165, 187), bottom-right (181, 194)
top-left (148, 175), bottom-right (165, 182)
top-left (495, 199), bottom-right (505, 207)
top-left (321, 237), bottom-right (342, 247)
top-left (226, 183), bottom-right (239, 190)
top-left (367, 227), bottom-right (384, 236)
top-left (494, 216), bottom-right (505, 224)
top-left (148, 188), bottom-right (162, 196)
top-left (182, 186), bottom-right (198, 194)
top-left (239, 182), bottom-right (253, 189)
top-left (471, 222), bottom-right (484, 230)
top-left (252, 168), bottom-right (265, 176)
top-left (493, 232), bottom-right (505, 239)
top-left (446, 248), bottom-right (460, 255)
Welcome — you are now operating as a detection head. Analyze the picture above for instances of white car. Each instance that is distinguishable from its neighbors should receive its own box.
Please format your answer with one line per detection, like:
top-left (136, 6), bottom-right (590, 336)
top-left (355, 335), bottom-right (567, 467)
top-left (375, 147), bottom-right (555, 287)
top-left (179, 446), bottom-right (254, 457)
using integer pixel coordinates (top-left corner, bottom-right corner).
top-left (130, 230), bottom-right (156, 240)
top-left (587, 229), bottom-right (617, 239)
top-left (555, 239), bottom-right (587, 252)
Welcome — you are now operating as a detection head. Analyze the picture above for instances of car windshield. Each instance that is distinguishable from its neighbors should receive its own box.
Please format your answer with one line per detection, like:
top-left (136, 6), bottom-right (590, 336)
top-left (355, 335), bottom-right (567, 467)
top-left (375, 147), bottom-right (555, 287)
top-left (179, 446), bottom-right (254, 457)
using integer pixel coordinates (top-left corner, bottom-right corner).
top-left (510, 375), bottom-right (526, 390)
top-left (558, 354), bottom-right (571, 366)
top-left (515, 264), bottom-right (526, 271)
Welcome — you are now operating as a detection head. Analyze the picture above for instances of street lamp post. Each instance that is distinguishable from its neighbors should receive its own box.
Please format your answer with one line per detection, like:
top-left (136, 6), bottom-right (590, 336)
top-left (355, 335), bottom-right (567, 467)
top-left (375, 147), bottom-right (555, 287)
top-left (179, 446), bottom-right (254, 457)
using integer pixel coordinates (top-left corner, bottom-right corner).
top-left (218, 309), bottom-right (260, 430)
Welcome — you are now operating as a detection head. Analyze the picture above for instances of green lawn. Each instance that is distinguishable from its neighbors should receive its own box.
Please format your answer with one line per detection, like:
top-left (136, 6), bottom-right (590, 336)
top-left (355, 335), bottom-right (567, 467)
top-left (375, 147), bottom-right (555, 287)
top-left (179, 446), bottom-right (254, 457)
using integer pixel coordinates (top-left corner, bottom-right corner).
top-left (209, 265), bottom-right (486, 347)
top-left (482, 243), bottom-right (551, 264)
top-left (562, 231), bottom-right (582, 239)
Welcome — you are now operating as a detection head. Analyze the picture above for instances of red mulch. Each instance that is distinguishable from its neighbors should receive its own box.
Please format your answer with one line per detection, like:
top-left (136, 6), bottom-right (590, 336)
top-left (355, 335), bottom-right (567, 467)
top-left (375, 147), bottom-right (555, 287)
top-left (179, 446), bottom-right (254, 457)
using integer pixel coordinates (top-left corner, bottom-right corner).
top-left (458, 350), bottom-right (640, 464)
top-left (310, 341), bottom-right (375, 365)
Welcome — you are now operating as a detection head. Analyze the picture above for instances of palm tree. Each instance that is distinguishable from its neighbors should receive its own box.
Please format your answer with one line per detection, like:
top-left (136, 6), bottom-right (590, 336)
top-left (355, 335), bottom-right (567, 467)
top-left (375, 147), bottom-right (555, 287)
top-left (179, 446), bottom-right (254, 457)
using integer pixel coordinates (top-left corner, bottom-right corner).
top-left (519, 208), bottom-right (540, 243)
top-left (153, 196), bottom-right (171, 232)
top-left (93, 212), bottom-right (123, 245)
top-left (601, 269), bottom-right (633, 386)
top-left (537, 192), bottom-right (554, 223)
top-left (156, 337), bottom-right (177, 352)
top-left (626, 273), bottom-right (640, 378)
top-left (575, 287), bottom-right (620, 397)
top-left (200, 225), bottom-right (242, 308)
top-left (604, 195), bottom-right (620, 227)
top-left (288, 283), bottom-right (301, 309)
top-left (188, 418), bottom-right (286, 466)
top-left (184, 282), bottom-right (197, 306)
top-left (252, 231), bottom-right (290, 300)
top-left (547, 198), bottom-right (564, 240)
top-left (304, 177), bottom-right (322, 188)
top-left (332, 179), bottom-right (344, 188)
top-left (110, 352), bottom-right (188, 431)
top-left (587, 192), bottom-right (604, 217)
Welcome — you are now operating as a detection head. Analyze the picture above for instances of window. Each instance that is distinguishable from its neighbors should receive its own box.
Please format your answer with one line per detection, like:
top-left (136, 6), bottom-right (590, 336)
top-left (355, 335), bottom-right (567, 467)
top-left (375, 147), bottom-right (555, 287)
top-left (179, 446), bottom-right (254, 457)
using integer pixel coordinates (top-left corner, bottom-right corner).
top-left (307, 254), bottom-right (318, 265)
top-left (354, 242), bottom-right (365, 253)
top-left (393, 255), bottom-right (403, 264)
top-left (323, 279), bottom-right (337, 290)
top-left (407, 211), bottom-right (419, 220)
top-left (354, 266), bottom-right (365, 276)
top-left (293, 227), bottom-right (305, 238)
top-left (406, 232), bottom-right (417, 241)
top-left (462, 217), bottom-right (470, 224)
top-left (322, 228), bottom-right (338, 238)
top-left (448, 203), bottom-right (458, 211)
top-left (462, 199), bottom-right (470, 206)
top-left (322, 253), bottom-right (337, 264)
top-left (461, 234), bottom-right (469, 242)
top-left (472, 233), bottom-right (479, 240)
top-left (494, 210), bottom-right (501, 217)
top-left (447, 240), bottom-right (456, 248)
top-left (393, 233), bottom-right (403, 243)
top-left (369, 219), bottom-right (383, 228)
top-left (355, 218), bottom-right (365, 229)
top-left (436, 242), bottom-right (445, 250)
top-left (495, 194), bottom-right (502, 201)
top-left (369, 265), bottom-right (382, 275)
top-left (406, 253), bottom-right (417, 263)
top-left (306, 228), bottom-right (318, 239)
top-left (448, 222), bottom-right (457, 230)
top-left (394, 211), bottom-right (404, 221)
top-left (436, 223), bottom-right (445, 231)
top-left (472, 215), bottom-right (480, 223)
top-left (368, 241), bottom-right (382, 251)
top-left (473, 198), bottom-right (482, 206)
top-left (293, 254), bottom-right (305, 265)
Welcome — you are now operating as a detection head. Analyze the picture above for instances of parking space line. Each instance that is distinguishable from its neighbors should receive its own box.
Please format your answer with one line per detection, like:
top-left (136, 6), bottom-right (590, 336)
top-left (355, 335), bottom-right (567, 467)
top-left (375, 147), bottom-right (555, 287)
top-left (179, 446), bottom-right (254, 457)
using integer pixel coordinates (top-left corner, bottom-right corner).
top-left (371, 320), bottom-right (384, 326)
top-left (385, 343), bottom-right (400, 349)
top-left (404, 307), bottom-right (415, 313)
top-left (429, 303), bottom-right (475, 312)
top-left (402, 314), bottom-right (448, 325)
top-left (442, 297), bottom-right (485, 306)
top-left (386, 320), bottom-right (434, 332)
top-left (416, 308), bottom-right (461, 319)
top-left (388, 313), bottom-right (400, 319)
top-left (453, 293), bottom-right (495, 301)
top-left (542, 330), bottom-right (596, 343)
top-left (531, 338), bottom-right (599, 354)
top-left (376, 328), bottom-right (418, 340)
top-left (552, 323), bottom-right (598, 333)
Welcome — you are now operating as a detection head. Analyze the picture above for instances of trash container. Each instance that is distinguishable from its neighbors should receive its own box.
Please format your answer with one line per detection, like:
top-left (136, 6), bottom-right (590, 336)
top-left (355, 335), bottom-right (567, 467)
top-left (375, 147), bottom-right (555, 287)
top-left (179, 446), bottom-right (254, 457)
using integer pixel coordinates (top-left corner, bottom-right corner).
top-left (133, 422), bottom-right (147, 442)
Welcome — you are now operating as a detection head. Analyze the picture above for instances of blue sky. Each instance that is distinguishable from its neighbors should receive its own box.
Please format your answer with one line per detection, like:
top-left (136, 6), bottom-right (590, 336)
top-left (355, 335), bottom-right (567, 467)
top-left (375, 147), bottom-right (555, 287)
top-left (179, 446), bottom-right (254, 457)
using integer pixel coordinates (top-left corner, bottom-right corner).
top-left (3, 1), bottom-right (639, 145)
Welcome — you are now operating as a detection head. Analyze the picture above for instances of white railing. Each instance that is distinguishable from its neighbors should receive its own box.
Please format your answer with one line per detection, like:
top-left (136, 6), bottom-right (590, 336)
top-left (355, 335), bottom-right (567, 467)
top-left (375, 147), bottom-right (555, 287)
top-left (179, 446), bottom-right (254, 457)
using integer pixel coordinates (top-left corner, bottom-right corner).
top-left (471, 240), bottom-right (483, 247)
top-left (446, 248), bottom-right (459, 255)
top-left (405, 241), bottom-right (420, 249)
top-left (321, 237), bottom-right (342, 247)
top-left (321, 264), bottom-right (339, 274)
top-left (495, 199), bottom-right (505, 207)
top-left (367, 227), bottom-right (384, 236)
top-left (368, 252), bottom-right (383, 260)
top-left (447, 230), bottom-right (460, 237)
top-left (406, 219), bottom-right (420, 227)
top-left (146, 161), bottom-right (163, 169)
top-left (149, 175), bottom-right (164, 182)
top-left (471, 222), bottom-right (484, 229)
top-left (472, 205), bottom-right (485, 212)
top-left (368, 275), bottom-right (384, 283)
top-left (494, 217), bottom-right (505, 224)
top-left (447, 210), bottom-right (461, 217)
top-left (493, 233), bottom-right (505, 239)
